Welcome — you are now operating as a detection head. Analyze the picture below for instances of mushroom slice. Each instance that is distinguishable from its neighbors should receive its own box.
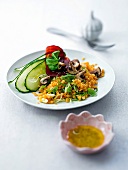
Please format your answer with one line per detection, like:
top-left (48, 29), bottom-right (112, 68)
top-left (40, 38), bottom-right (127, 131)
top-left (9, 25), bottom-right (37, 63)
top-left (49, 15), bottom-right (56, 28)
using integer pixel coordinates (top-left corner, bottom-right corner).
top-left (40, 76), bottom-right (51, 85)
top-left (72, 59), bottom-right (80, 68)
top-left (67, 59), bottom-right (82, 74)
top-left (58, 62), bottom-right (66, 70)
top-left (90, 67), bottom-right (101, 77)
top-left (75, 70), bottom-right (86, 80)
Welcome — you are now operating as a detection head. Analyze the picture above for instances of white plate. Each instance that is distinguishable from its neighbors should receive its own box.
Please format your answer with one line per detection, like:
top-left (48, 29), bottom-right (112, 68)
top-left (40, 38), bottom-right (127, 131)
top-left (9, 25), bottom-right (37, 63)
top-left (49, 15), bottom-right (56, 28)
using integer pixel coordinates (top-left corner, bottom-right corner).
top-left (6, 49), bottom-right (115, 110)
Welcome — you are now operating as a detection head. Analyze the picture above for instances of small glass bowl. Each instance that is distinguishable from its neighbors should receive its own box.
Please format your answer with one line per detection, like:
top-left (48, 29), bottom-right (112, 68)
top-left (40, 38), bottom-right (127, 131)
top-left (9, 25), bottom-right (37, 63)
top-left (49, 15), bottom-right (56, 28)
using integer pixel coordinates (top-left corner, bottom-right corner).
top-left (59, 111), bottom-right (114, 154)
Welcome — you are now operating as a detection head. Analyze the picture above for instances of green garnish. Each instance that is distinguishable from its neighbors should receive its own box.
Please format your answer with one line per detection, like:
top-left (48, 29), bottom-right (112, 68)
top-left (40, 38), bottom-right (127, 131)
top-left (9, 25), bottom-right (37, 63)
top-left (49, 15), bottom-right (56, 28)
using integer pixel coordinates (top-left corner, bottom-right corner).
top-left (47, 86), bottom-right (58, 94)
top-left (52, 86), bottom-right (58, 94)
top-left (73, 85), bottom-right (78, 92)
top-left (61, 74), bottom-right (75, 82)
top-left (65, 83), bottom-right (72, 93)
top-left (87, 88), bottom-right (97, 97)
top-left (46, 51), bottom-right (60, 71)
top-left (39, 85), bottom-right (47, 90)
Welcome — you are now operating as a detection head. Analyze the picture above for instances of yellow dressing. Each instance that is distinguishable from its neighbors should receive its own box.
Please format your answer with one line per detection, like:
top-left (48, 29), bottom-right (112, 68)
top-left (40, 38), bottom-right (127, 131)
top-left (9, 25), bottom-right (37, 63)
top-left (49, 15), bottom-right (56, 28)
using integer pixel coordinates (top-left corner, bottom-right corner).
top-left (67, 125), bottom-right (104, 148)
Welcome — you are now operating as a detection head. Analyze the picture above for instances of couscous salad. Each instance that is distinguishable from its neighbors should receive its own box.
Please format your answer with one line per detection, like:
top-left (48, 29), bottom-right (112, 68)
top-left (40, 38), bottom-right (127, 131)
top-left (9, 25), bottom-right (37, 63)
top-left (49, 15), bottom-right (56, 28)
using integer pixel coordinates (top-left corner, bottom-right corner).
top-left (8, 45), bottom-right (105, 104)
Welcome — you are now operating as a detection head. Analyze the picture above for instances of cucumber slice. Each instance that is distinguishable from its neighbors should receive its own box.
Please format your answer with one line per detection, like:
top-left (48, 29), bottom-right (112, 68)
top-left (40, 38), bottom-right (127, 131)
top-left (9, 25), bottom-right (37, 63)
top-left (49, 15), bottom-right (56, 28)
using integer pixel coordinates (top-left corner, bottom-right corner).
top-left (14, 54), bottom-right (46, 71)
top-left (8, 54), bottom-right (46, 84)
top-left (15, 60), bottom-right (44, 93)
top-left (25, 61), bottom-right (46, 91)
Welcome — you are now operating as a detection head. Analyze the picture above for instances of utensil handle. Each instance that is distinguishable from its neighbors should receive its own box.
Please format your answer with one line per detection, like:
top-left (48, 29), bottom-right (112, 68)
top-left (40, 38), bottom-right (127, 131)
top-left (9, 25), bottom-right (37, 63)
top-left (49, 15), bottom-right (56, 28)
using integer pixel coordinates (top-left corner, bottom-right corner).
top-left (47, 27), bottom-right (115, 51)
top-left (47, 27), bottom-right (80, 38)
top-left (47, 27), bottom-right (67, 36)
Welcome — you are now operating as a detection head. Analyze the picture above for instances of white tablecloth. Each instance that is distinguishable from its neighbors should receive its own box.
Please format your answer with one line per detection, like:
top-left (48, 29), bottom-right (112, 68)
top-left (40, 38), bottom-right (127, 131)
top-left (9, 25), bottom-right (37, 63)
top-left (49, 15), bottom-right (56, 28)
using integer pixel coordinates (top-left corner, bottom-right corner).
top-left (1, 0), bottom-right (128, 170)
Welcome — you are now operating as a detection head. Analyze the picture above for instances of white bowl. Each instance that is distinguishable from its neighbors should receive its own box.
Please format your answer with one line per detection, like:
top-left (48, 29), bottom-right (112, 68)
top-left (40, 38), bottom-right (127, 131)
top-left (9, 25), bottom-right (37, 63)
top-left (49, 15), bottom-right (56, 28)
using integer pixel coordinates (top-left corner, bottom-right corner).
top-left (59, 111), bottom-right (114, 154)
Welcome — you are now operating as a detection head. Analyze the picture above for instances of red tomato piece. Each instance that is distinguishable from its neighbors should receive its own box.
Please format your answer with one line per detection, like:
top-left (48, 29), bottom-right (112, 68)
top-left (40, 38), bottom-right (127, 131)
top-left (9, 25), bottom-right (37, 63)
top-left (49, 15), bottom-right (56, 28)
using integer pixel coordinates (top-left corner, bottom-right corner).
top-left (45, 45), bottom-right (65, 58)
top-left (45, 45), bottom-right (70, 76)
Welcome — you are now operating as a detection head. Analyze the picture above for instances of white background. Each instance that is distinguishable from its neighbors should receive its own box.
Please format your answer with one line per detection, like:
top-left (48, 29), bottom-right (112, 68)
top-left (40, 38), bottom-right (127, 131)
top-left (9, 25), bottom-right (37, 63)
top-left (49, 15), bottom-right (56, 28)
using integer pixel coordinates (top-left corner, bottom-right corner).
top-left (0, 0), bottom-right (128, 170)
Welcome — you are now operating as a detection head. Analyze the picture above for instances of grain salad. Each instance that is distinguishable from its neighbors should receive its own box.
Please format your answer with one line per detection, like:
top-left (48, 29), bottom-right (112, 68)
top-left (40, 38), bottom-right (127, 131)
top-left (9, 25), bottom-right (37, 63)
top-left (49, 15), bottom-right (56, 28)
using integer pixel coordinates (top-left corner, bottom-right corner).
top-left (33, 60), bottom-right (105, 104)
top-left (8, 45), bottom-right (105, 104)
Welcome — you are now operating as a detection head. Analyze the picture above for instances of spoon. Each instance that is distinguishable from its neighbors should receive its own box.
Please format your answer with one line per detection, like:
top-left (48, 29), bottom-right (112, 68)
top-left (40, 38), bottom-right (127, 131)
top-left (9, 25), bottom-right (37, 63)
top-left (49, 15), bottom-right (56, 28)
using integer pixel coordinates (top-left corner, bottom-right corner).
top-left (47, 27), bottom-right (115, 51)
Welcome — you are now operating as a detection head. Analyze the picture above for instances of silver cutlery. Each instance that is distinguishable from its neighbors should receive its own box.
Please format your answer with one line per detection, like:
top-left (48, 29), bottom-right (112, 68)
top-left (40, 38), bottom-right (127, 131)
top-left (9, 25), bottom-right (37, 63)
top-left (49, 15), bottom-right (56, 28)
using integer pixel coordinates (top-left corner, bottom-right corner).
top-left (47, 27), bottom-right (115, 51)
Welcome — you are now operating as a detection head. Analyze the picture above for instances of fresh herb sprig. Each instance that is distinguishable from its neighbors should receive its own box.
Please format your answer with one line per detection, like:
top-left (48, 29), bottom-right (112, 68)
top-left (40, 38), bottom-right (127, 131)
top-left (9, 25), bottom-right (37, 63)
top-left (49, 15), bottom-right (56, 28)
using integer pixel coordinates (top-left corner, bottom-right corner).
top-left (65, 83), bottom-right (72, 93)
top-left (61, 74), bottom-right (75, 82)
top-left (46, 51), bottom-right (60, 71)
top-left (87, 88), bottom-right (98, 97)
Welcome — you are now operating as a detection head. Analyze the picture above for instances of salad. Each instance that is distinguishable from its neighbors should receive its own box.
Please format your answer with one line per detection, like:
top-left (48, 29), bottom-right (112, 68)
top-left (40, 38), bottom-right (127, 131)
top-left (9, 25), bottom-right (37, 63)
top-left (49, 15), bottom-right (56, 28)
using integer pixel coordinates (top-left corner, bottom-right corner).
top-left (8, 45), bottom-right (105, 104)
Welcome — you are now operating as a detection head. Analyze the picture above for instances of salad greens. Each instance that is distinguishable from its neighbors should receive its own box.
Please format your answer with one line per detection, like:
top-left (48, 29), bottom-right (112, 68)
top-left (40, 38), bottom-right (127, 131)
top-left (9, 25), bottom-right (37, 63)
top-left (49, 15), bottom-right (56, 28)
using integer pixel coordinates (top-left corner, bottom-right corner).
top-left (61, 74), bottom-right (75, 82)
top-left (65, 83), bottom-right (72, 93)
top-left (46, 51), bottom-right (60, 71)
top-left (87, 88), bottom-right (97, 97)
top-left (8, 44), bottom-right (103, 104)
